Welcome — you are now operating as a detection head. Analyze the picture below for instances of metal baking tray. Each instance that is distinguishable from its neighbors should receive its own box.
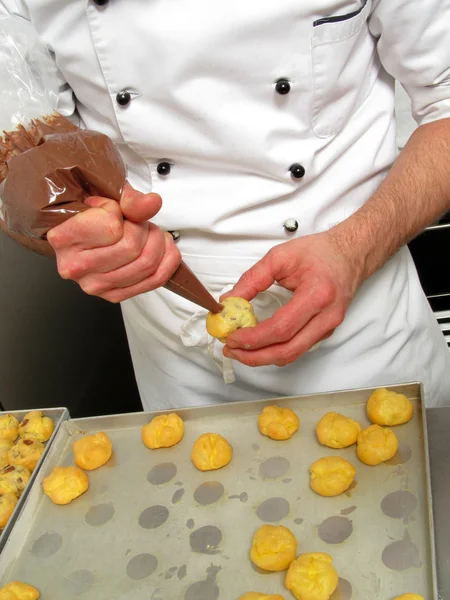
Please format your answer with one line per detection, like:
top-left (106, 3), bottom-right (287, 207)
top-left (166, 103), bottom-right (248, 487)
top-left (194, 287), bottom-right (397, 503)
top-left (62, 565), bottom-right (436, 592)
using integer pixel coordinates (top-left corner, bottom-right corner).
top-left (0, 384), bottom-right (436, 599)
top-left (0, 407), bottom-right (69, 552)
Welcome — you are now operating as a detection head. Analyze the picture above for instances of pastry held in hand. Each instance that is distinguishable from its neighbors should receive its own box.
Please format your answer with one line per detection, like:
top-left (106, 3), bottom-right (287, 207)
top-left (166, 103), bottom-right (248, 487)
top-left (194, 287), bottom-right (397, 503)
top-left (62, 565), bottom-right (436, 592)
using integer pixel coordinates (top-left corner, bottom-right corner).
top-left (367, 388), bottom-right (413, 426)
top-left (19, 411), bottom-right (54, 443)
top-left (43, 466), bottom-right (89, 505)
top-left (72, 432), bottom-right (112, 471)
top-left (285, 553), bottom-right (338, 600)
top-left (0, 581), bottom-right (40, 600)
top-left (250, 525), bottom-right (297, 572)
top-left (206, 297), bottom-right (257, 342)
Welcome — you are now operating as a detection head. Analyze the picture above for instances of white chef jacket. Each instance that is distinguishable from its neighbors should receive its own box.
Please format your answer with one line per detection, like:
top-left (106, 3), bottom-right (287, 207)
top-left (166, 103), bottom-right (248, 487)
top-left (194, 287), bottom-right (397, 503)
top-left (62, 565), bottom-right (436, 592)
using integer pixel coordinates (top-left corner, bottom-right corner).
top-left (2, 0), bottom-right (450, 409)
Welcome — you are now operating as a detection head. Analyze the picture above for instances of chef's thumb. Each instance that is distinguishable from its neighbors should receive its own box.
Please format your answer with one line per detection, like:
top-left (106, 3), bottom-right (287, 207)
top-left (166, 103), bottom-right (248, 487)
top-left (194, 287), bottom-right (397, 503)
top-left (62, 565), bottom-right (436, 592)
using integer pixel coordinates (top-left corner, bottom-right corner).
top-left (120, 181), bottom-right (163, 223)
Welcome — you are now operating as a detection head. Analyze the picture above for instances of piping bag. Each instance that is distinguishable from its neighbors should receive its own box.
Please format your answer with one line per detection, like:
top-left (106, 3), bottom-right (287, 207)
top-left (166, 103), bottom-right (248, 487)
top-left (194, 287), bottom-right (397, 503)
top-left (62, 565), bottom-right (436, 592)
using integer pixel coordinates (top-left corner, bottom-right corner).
top-left (0, 113), bottom-right (223, 314)
top-left (0, 15), bottom-right (222, 314)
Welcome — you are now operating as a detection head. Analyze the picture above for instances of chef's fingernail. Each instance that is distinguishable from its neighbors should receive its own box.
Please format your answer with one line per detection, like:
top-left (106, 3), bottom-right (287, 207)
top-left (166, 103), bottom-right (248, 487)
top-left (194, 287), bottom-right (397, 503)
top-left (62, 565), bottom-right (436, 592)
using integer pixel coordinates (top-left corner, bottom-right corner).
top-left (224, 348), bottom-right (235, 359)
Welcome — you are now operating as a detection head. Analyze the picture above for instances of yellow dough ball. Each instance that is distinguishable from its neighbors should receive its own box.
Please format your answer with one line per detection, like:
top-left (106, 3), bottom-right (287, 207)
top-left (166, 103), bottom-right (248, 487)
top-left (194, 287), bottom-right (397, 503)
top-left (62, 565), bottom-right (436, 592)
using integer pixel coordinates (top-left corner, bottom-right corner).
top-left (315, 412), bottom-right (361, 449)
top-left (310, 456), bottom-right (356, 497)
top-left (191, 433), bottom-right (232, 471)
top-left (0, 465), bottom-right (31, 497)
top-left (142, 414), bottom-right (184, 449)
top-left (393, 596), bottom-right (424, 600)
top-left (0, 439), bottom-right (13, 469)
top-left (0, 493), bottom-right (18, 528)
top-left (43, 466), bottom-right (89, 505)
top-left (0, 581), bottom-right (40, 600)
top-left (239, 594), bottom-right (285, 600)
top-left (72, 432), bottom-right (113, 471)
top-left (367, 388), bottom-right (413, 426)
top-left (0, 414), bottom-right (19, 442)
top-left (250, 525), bottom-right (297, 572)
top-left (18, 411), bottom-right (55, 443)
top-left (357, 424), bottom-right (399, 466)
top-left (206, 297), bottom-right (257, 343)
top-left (285, 553), bottom-right (338, 600)
top-left (8, 439), bottom-right (45, 472)
top-left (258, 406), bottom-right (300, 441)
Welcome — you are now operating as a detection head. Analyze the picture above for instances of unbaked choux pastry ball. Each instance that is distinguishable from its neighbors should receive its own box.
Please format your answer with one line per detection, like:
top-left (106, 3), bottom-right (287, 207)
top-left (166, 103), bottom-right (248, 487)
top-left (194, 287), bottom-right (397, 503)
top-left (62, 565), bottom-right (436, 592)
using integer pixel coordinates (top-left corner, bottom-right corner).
top-left (8, 439), bottom-right (45, 472)
top-left (0, 414), bottom-right (19, 442)
top-left (367, 388), bottom-right (413, 426)
top-left (206, 297), bottom-right (257, 343)
top-left (43, 466), bottom-right (89, 505)
top-left (72, 432), bottom-right (113, 471)
top-left (285, 553), bottom-right (338, 600)
top-left (142, 414), bottom-right (184, 449)
top-left (191, 433), bottom-right (232, 471)
top-left (393, 596), bottom-right (424, 600)
top-left (18, 411), bottom-right (54, 443)
top-left (315, 412), bottom-right (361, 449)
top-left (357, 424), bottom-right (398, 466)
top-left (250, 525), bottom-right (297, 572)
top-left (239, 594), bottom-right (285, 600)
top-left (0, 581), bottom-right (40, 600)
top-left (0, 439), bottom-right (13, 469)
top-left (310, 456), bottom-right (356, 497)
top-left (258, 406), bottom-right (299, 441)
top-left (0, 493), bottom-right (18, 528)
top-left (0, 465), bottom-right (31, 496)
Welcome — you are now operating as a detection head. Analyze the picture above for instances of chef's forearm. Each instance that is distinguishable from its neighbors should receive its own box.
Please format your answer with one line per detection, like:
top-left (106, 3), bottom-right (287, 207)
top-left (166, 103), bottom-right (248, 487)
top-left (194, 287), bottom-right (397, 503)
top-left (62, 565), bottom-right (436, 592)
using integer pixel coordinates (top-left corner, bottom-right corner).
top-left (331, 117), bottom-right (450, 283)
top-left (0, 219), bottom-right (54, 257)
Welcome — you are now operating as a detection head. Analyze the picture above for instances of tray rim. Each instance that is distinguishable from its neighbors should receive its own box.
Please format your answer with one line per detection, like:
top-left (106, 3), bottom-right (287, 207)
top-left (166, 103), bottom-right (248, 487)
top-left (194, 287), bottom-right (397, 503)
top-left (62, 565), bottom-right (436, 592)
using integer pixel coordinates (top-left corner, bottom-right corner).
top-left (67, 381), bottom-right (422, 428)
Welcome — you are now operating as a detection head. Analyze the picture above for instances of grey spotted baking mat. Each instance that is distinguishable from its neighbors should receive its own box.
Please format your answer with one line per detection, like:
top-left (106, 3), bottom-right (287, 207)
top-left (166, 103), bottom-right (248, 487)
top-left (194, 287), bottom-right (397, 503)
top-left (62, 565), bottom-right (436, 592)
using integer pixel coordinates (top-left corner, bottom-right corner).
top-left (0, 407), bottom-right (69, 552)
top-left (0, 384), bottom-right (436, 599)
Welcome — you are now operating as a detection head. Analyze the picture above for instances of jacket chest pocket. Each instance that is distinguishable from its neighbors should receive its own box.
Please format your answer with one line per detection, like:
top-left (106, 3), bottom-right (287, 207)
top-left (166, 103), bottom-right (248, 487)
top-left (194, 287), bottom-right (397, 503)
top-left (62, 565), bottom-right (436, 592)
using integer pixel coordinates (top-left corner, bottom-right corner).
top-left (311, 0), bottom-right (377, 138)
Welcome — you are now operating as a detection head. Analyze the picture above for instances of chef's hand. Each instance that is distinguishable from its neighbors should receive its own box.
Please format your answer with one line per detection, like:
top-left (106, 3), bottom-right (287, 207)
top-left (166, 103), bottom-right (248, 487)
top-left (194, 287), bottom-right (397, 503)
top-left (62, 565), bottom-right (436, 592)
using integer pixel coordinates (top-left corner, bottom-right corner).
top-left (47, 183), bottom-right (181, 303)
top-left (222, 231), bottom-right (363, 367)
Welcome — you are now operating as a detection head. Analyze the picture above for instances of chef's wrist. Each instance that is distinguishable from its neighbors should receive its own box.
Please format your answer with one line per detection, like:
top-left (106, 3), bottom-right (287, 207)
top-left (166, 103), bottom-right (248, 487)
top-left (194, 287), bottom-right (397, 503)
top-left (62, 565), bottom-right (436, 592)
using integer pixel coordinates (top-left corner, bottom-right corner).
top-left (327, 218), bottom-right (375, 287)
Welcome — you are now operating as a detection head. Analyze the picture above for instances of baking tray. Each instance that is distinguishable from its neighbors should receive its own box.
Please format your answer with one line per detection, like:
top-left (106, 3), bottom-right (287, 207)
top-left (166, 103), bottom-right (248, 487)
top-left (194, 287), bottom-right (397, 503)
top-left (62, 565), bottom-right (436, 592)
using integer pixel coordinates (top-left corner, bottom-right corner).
top-left (0, 407), bottom-right (70, 552)
top-left (0, 384), bottom-right (436, 599)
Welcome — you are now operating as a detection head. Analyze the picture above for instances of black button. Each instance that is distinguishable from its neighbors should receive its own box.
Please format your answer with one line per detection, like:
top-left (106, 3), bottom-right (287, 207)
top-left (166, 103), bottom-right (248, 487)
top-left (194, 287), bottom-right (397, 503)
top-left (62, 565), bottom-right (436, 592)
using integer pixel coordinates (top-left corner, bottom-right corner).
top-left (284, 219), bottom-right (299, 233)
top-left (116, 91), bottom-right (131, 106)
top-left (275, 79), bottom-right (291, 95)
top-left (289, 163), bottom-right (306, 179)
top-left (157, 162), bottom-right (171, 176)
top-left (93, 0), bottom-right (108, 5)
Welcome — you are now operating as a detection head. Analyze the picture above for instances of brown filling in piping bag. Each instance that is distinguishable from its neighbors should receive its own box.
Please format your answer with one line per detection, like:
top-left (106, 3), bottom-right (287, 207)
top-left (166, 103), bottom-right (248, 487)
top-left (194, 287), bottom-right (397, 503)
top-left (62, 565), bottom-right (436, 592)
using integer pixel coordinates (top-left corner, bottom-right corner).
top-left (0, 113), bottom-right (223, 313)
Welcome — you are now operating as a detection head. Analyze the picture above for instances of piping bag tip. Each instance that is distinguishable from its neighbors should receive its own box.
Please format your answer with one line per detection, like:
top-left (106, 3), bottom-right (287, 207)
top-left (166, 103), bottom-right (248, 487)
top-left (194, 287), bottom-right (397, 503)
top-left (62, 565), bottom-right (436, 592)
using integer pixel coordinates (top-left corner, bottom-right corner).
top-left (164, 261), bottom-right (223, 314)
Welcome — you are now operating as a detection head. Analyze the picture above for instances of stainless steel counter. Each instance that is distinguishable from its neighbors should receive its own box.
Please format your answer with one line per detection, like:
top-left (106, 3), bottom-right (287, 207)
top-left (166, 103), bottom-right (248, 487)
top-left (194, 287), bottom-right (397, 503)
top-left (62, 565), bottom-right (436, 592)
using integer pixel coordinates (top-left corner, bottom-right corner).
top-left (428, 407), bottom-right (450, 599)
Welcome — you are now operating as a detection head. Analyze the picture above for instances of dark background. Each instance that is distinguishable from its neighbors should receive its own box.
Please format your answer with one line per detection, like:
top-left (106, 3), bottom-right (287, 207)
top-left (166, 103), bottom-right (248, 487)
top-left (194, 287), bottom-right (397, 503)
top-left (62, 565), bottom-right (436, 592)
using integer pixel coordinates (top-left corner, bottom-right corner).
top-left (0, 231), bottom-right (142, 417)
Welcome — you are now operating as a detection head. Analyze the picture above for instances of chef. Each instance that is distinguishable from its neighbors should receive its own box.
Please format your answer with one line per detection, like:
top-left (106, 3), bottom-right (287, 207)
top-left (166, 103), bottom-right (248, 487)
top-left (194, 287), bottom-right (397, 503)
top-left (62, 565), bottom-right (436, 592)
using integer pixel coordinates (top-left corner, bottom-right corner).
top-left (1, 0), bottom-right (450, 410)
